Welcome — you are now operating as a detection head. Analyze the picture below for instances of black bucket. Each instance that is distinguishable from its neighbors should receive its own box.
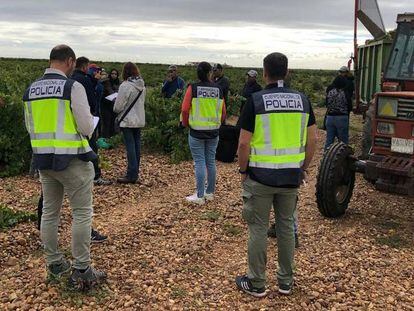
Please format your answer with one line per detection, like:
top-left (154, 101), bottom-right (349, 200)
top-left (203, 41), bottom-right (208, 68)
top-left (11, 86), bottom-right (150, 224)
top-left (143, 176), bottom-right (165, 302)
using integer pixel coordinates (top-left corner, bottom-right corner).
top-left (216, 125), bottom-right (240, 162)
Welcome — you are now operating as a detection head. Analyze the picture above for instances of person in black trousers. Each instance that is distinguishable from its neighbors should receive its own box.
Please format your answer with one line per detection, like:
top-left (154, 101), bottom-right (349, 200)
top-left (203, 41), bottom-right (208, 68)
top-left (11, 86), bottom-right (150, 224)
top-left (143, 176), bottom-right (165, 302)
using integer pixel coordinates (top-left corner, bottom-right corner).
top-left (71, 57), bottom-right (111, 186)
top-left (100, 69), bottom-right (120, 139)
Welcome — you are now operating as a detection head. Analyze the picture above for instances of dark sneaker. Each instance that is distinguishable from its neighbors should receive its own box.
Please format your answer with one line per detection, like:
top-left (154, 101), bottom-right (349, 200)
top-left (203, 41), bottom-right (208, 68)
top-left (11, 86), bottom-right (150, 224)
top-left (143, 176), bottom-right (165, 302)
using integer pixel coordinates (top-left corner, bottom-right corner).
top-left (91, 229), bottom-right (108, 243)
top-left (117, 177), bottom-right (137, 184)
top-left (278, 280), bottom-right (294, 295)
top-left (267, 223), bottom-right (276, 238)
top-left (94, 178), bottom-right (112, 186)
top-left (235, 275), bottom-right (267, 298)
top-left (68, 266), bottom-right (107, 291)
top-left (47, 258), bottom-right (71, 278)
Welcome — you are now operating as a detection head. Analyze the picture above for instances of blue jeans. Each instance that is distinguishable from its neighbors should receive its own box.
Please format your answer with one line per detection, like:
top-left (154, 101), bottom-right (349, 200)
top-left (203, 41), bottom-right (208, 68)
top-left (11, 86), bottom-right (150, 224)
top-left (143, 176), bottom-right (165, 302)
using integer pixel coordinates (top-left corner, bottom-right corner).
top-left (325, 115), bottom-right (349, 150)
top-left (122, 128), bottom-right (141, 181)
top-left (188, 135), bottom-right (219, 198)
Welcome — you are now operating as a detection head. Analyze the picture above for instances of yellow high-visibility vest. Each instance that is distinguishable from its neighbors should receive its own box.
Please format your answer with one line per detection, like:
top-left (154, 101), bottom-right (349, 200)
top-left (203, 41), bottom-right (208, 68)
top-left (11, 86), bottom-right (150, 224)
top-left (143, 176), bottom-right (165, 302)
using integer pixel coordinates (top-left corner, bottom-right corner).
top-left (23, 76), bottom-right (91, 155)
top-left (249, 90), bottom-right (309, 170)
top-left (249, 112), bottom-right (308, 169)
top-left (189, 84), bottom-right (224, 131)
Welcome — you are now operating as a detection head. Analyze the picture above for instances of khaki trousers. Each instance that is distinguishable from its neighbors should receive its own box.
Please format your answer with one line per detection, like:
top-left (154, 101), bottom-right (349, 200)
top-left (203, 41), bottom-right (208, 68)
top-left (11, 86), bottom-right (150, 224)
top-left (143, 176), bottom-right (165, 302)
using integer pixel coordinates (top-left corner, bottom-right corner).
top-left (242, 177), bottom-right (297, 288)
top-left (39, 158), bottom-right (94, 269)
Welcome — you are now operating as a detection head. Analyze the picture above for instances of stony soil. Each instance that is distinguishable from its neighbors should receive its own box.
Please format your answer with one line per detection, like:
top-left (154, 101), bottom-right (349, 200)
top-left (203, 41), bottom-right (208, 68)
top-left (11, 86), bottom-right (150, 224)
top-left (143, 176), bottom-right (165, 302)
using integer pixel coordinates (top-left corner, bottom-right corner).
top-left (1, 115), bottom-right (413, 310)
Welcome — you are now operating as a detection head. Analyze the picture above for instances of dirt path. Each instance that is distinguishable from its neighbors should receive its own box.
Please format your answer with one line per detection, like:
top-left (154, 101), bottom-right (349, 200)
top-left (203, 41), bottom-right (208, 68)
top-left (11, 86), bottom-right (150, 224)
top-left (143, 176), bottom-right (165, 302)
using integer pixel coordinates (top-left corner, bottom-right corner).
top-left (1, 125), bottom-right (414, 310)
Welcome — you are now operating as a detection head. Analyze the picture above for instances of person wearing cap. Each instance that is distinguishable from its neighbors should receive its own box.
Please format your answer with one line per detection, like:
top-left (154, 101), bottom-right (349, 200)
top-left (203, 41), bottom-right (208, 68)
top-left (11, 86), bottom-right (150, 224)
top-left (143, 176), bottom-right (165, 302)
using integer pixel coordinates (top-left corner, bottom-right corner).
top-left (240, 70), bottom-right (262, 113)
top-left (324, 75), bottom-right (352, 150)
top-left (336, 65), bottom-right (354, 102)
top-left (161, 65), bottom-right (185, 98)
top-left (87, 64), bottom-right (104, 116)
top-left (213, 63), bottom-right (230, 107)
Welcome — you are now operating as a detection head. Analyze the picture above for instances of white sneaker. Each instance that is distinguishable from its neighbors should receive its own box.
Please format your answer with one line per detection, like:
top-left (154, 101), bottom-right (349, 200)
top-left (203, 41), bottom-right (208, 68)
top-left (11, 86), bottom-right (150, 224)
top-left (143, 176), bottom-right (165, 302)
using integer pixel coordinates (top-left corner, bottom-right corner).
top-left (204, 193), bottom-right (214, 201)
top-left (185, 193), bottom-right (205, 205)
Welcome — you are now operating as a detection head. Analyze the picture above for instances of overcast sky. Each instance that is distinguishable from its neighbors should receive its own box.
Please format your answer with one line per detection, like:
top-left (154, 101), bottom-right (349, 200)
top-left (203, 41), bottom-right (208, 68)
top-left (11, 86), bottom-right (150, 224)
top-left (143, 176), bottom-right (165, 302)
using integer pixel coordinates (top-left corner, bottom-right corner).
top-left (0, 0), bottom-right (411, 69)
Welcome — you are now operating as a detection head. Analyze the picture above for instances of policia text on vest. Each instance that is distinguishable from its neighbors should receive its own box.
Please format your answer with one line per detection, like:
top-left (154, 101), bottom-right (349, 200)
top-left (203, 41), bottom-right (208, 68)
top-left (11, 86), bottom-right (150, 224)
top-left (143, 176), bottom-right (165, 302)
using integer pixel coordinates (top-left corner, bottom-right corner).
top-left (189, 85), bottom-right (224, 131)
top-left (248, 88), bottom-right (310, 187)
top-left (263, 93), bottom-right (303, 111)
top-left (23, 74), bottom-right (92, 159)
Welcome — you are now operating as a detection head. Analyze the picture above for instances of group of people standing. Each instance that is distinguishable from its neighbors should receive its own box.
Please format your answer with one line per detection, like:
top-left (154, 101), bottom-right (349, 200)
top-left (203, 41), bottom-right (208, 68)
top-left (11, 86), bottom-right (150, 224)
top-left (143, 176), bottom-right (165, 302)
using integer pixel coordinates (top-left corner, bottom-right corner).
top-left (71, 57), bottom-right (146, 185)
top-left (26, 46), bottom-right (148, 289)
top-left (24, 44), bottom-right (337, 299)
top-left (176, 53), bottom-right (317, 297)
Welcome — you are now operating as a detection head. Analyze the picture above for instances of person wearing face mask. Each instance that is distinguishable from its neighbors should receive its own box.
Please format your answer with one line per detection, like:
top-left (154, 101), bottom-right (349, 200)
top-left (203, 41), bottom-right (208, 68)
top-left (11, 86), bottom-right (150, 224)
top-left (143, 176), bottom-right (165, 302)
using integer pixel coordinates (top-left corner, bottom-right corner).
top-left (22, 45), bottom-right (107, 290)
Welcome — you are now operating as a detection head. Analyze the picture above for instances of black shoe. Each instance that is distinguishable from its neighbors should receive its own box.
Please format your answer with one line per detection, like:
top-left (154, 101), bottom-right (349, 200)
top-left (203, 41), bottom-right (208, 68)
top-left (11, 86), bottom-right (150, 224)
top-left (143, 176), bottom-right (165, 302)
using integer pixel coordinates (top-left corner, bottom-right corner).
top-left (91, 229), bottom-right (108, 243)
top-left (94, 178), bottom-right (112, 186)
top-left (68, 266), bottom-right (107, 292)
top-left (117, 177), bottom-right (137, 184)
top-left (267, 223), bottom-right (276, 238)
top-left (47, 258), bottom-right (71, 278)
top-left (278, 280), bottom-right (294, 295)
top-left (235, 275), bottom-right (267, 298)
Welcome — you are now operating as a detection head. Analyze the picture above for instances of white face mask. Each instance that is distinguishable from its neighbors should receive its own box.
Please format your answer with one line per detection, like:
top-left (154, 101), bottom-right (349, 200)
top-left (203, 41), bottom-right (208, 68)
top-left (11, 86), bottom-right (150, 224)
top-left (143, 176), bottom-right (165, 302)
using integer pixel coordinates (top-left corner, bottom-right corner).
top-left (277, 80), bottom-right (284, 87)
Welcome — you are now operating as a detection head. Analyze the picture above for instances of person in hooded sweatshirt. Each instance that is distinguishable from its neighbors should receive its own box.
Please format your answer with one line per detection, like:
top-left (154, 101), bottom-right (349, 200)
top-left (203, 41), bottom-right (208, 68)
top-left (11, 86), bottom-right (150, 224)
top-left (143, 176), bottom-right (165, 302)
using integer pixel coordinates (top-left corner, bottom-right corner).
top-left (113, 62), bottom-right (146, 184)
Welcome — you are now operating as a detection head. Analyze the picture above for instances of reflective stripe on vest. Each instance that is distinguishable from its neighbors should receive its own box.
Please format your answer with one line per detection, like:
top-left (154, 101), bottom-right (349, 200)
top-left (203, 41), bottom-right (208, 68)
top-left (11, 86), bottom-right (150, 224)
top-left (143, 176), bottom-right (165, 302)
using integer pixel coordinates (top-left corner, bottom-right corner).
top-left (189, 93), bottom-right (223, 130)
top-left (249, 112), bottom-right (308, 169)
top-left (24, 98), bottom-right (91, 155)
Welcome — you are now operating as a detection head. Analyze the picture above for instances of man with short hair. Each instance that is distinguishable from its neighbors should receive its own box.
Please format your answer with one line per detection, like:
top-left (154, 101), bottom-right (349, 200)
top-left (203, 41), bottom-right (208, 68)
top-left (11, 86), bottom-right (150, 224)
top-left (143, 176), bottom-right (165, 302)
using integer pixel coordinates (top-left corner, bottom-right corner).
top-left (161, 65), bottom-right (185, 98)
top-left (71, 57), bottom-right (112, 187)
top-left (240, 69), bottom-right (262, 114)
top-left (235, 52), bottom-right (317, 297)
top-left (213, 63), bottom-right (230, 107)
top-left (23, 44), bottom-right (106, 290)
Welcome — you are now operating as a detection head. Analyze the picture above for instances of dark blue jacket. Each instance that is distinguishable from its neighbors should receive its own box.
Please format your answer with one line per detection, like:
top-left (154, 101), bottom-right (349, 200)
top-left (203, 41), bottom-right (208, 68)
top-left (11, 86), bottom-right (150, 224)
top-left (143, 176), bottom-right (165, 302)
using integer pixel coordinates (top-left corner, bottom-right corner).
top-left (162, 76), bottom-right (185, 98)
top-left (71, 69), bottom-right (98, 116)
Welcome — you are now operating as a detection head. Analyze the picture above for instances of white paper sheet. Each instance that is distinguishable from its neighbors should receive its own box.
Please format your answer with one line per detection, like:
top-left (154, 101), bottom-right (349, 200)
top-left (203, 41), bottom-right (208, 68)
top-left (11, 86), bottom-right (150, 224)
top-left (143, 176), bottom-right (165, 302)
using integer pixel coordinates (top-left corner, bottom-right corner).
top-left (105, 93), bottom-right (118, 101)
top-left (93, 117), bottom-right (100, 130)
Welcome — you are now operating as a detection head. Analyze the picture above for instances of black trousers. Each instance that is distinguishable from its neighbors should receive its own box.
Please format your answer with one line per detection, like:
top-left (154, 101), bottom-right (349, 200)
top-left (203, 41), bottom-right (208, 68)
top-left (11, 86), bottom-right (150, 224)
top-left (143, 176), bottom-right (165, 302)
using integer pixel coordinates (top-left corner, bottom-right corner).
top-left (100, 101), bottom-right (116, 138)
top-left (37, 193), bottom-right (43, 230)
top-left (88, 129), bottom-right (101, 180)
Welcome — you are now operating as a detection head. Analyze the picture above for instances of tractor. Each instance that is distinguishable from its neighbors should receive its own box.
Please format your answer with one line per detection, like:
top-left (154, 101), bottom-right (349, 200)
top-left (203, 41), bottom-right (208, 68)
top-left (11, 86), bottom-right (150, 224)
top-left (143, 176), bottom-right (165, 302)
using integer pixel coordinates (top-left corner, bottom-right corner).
top-left (316, 12), bottom-right (414, 218)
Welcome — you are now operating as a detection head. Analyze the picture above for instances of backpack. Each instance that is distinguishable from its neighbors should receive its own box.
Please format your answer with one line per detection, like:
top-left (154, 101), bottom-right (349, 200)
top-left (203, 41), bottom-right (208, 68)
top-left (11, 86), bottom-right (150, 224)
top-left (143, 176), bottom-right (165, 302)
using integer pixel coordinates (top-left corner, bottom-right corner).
top-left (326, 88), bottom-right (348, 115)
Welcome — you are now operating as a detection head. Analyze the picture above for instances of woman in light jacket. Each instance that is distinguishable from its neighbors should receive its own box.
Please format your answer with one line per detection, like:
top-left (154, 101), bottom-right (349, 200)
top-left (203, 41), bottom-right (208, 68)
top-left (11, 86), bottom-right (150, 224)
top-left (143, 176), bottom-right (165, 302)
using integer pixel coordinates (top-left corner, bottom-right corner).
top-left (114, 62), bottom-right (146, 184)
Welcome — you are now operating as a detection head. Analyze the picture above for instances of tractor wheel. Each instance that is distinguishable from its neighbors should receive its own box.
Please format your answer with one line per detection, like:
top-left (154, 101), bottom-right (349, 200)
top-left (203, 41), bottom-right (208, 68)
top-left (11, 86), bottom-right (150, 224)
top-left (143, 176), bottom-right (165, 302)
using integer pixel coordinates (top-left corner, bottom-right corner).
top-left (316, 142), bottom-right (356, 218)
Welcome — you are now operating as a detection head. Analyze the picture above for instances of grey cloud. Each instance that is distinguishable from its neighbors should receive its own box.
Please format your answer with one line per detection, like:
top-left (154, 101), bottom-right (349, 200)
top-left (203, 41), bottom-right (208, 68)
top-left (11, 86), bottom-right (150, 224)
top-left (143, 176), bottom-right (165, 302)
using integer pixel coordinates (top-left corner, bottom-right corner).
top-left (0, 0), bottom-right (411, 30)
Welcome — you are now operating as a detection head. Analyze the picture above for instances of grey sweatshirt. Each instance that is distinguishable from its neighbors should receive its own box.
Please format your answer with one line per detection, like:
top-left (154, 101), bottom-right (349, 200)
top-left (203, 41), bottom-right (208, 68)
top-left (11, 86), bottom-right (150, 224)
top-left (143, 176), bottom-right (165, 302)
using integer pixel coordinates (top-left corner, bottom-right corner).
top-left (114, 77), bottom-right (146, 128)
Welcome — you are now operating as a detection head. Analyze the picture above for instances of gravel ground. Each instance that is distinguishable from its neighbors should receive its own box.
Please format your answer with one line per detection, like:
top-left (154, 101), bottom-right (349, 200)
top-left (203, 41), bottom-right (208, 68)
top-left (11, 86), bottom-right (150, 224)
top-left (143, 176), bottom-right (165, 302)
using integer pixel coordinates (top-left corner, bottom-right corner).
top-left (0, 118), bottom-right (413, 310)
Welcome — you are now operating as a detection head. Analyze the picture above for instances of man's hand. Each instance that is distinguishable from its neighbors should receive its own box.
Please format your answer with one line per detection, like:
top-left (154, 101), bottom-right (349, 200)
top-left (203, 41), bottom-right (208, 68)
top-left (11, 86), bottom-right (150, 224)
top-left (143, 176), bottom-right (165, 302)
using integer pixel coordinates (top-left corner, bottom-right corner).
top-left (301, 170), bottom-right (308, 186)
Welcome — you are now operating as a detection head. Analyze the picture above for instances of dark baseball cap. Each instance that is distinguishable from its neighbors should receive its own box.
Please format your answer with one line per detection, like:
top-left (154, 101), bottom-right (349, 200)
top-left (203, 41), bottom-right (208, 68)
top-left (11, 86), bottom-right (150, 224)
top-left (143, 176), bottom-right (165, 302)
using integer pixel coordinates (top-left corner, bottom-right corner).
top-left (213, 63), bottom-right (223, 71)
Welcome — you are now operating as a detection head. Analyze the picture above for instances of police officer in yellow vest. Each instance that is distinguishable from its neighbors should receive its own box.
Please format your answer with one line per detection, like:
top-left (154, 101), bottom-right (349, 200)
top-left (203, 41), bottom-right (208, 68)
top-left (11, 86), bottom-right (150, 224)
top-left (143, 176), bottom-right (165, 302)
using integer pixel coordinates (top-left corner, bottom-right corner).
top-left (235, 52), bottom-right (317, 297)
top-left (181, 62), bottom-right (226, 205)
top-left (23, 45), bottom-right (106, 290)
